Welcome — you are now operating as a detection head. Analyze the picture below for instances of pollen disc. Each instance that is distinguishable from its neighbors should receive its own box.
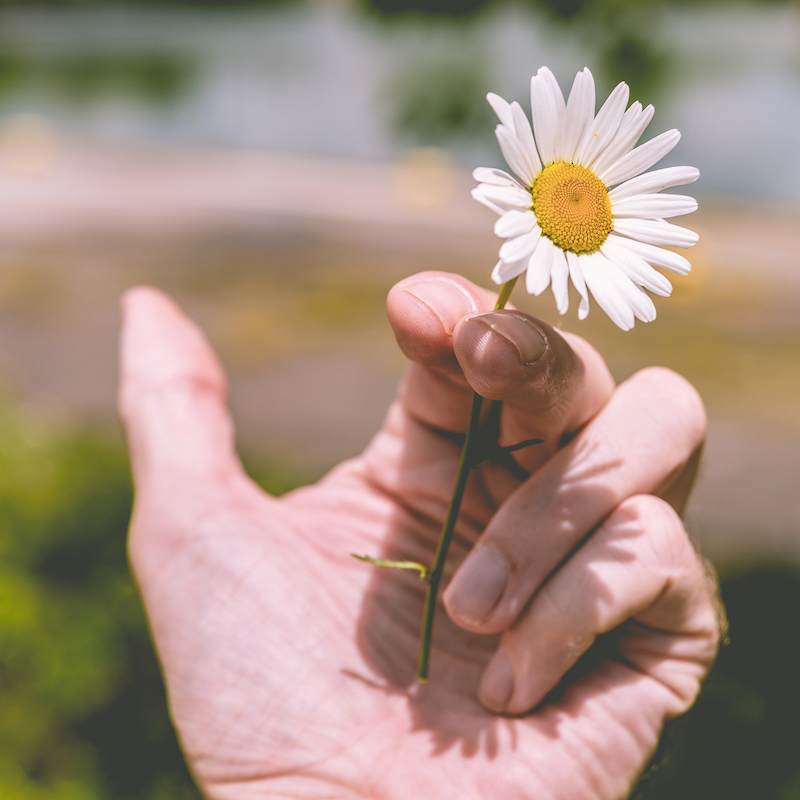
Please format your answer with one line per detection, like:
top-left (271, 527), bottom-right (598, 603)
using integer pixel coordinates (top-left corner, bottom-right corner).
top-left (531, 163), bottom-right (613, 254)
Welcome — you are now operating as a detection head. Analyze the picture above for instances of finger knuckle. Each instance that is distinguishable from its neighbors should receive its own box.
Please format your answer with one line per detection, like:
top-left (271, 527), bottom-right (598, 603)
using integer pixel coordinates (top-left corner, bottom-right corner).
top-left (632, 366), bottom-right (707, 444)
top-left (614, 494), bottom-right (691, 568)
top-left (619, 492), bottom-right (680, 527)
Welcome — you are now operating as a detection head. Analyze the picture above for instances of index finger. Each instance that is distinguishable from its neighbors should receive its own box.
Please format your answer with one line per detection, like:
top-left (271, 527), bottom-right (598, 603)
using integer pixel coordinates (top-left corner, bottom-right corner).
top-left (388, 271), bottom-right (616, 473)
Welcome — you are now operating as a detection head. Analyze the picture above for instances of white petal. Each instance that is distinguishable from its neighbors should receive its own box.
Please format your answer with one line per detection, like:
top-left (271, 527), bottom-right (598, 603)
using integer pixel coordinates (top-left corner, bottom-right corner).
top-left (472, 183), bottom-right (532, 214)
top-left (525, 233), bottom-right (554, 295)
top-left (600, 254), bottom-right (657, 322)
top-left (606, 233), bottom-right (692, 275)
top-left (599, 129), bottom-right (681, 187)
top-left (487, 92), bottom-right (514, 129)
top-left (510, 101), bottom-right (542, 178)
top-left (530, 66), bottom-right (566, 166)
top-left (589, 102), bottom-right (654, 177)
top-left (613, 217), bottom-right (699, 248)
top-left (496, 125), bottom-right (536, 186)
top-left (609, 166), bottom-right (700, 202)
top-left (616, 282), bottom-right (657, 323)
top-left (471, 186), bottom-right (505, 215)
top-left (611, 193), bottom-right (698, 219)
top-left (499, 228), bottom-right (540, 261)
top-left (492, 256), bottom-right (530, 285)
top-left (580, 251), bottom-right (635, 330)
top-left (472, 166), bottom-right (525, 188)
top-left (494, 209), bottom-right (537, 238)
top-left (550, 245), bottom-right (570, 314)
top-left (601, 236), bottom-right (672, 296)
top-left (561, 68), bottom-right (596, 164)
top-left (574, 81), bottom-right (630, 167)
top-left (566, 251), bottom-right (590, 319)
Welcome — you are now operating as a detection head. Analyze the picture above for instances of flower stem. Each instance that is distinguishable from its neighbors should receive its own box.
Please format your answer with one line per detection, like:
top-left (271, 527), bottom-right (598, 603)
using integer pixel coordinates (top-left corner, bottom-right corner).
top-left (494, 276), bottom-right (518, 311)
top-left (417, 276), bottom-right (518, 681)
top-left (417, 390), bottom-right (483, 681)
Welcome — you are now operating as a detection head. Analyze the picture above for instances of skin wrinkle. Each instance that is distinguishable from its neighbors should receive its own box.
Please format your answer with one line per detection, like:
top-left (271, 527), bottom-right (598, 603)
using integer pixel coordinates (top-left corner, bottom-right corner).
top-left (205, 677), bottom-right (376, 796)
top-left (545, 713), bottom-right (612, 800)
top-left (131, 465), bottom-right (249, 571)
top-left (577, 718), bottom-right (634, 799)
top-left (360, 470), bottom-right (443, 542)
top-left (621, 654), bottom-right (707, 713)
top-left (131, 498), bottom-right (249, 614)
top-left (604, 663), bottom-right (663, 772)
top-left (211, 771), bottom-right (367, 800)
top-left (361, 470), bottom-right (487, 561)
top-left (636, 511), bottom-right (685, 577)
top-left (623, 616), bottom-right (713, 641)
top-left (620, 622), bottom-right (717, 708)
top-left (608, 690), bottom-right (663, 797)
top-left (360, 405), bottom-right (498, 545)
top-left (124, 371), bottom-right (229, 408)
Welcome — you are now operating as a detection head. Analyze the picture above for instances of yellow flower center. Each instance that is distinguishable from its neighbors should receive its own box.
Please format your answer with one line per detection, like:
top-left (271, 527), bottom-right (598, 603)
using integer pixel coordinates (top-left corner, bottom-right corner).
top-left (531, 162), bottom-right (613, 254)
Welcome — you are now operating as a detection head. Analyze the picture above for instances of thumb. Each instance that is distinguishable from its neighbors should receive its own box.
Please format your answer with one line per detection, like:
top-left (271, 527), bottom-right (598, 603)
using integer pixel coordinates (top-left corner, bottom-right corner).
top-left (118, 286), bottom-right (243, 497)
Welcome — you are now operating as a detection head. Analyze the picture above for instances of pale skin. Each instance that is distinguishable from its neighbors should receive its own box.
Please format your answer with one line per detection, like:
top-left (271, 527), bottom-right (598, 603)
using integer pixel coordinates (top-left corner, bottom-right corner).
top-left (120, 270), bottom-right (722, 800)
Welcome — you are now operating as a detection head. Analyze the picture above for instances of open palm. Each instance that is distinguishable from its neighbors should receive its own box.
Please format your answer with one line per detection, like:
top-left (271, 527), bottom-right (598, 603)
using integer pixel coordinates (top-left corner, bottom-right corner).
top-left (120, 271), bottom-right (720, 800)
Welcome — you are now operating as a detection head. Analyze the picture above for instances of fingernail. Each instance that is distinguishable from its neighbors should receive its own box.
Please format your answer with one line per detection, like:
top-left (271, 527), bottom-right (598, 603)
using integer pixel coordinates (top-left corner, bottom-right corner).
top-left (474, 312), bottom-right (547, 365)
top-left (401, 280), bottom-right (477, 335)
top-left (444, 546), bottom-right (508, 624)
top-left (479, 648), bottom-right (515, 712)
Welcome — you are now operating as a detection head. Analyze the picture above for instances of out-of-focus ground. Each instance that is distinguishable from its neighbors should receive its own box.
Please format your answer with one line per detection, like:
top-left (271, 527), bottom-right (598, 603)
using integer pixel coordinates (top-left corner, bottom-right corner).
top-left (1, 138), bottom-right (799, 570)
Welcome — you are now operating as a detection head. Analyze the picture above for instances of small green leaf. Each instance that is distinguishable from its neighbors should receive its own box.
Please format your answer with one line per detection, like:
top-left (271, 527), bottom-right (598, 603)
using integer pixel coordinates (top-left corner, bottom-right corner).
top-left (351, 554), bottom-right (428, 579)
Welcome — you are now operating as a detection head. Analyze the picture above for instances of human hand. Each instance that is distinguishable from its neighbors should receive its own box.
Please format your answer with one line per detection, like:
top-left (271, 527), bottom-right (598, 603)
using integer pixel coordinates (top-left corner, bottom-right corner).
top-left (119, 271), bottom-right (721, 800)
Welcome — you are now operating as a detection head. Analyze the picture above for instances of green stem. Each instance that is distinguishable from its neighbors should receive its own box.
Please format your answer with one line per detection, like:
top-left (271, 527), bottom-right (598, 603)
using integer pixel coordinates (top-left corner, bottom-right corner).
top-left (417, 276), bottom-right (518, 681)
top-left (494, 276), bottom-right (518, 310)
top-left (417, 390), bottom-right (483, 680)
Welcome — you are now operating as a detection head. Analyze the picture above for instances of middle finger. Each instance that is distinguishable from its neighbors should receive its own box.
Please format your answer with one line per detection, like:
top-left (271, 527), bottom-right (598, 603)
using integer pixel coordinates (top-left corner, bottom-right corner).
top-left (443, 366), bottom-right (707, 634)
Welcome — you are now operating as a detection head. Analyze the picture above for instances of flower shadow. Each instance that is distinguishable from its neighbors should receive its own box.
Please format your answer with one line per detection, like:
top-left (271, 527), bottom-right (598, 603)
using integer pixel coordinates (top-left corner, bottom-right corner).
top-left (352, 409), bottom-right (642, 761)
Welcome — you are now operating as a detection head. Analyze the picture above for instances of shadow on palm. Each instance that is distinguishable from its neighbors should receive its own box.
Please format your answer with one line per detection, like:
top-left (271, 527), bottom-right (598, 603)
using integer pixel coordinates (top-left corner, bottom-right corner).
top-left (352, 405), bottom-right (634, 758)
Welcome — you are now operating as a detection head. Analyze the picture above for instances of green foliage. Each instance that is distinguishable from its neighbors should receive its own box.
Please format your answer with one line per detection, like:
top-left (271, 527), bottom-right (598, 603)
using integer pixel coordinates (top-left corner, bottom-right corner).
top-left (366, 0), bottom-right (793, 144)
top-left (0, 404), bottom-right (199, 800)
top-left (0, 48), bottom-right (194, 108)
top-left (386, 54), bottom-right (496, 146)
top-left (52, 52), bottom-right (193, 108)
top-left (598, 31), bottom-right (669, 101)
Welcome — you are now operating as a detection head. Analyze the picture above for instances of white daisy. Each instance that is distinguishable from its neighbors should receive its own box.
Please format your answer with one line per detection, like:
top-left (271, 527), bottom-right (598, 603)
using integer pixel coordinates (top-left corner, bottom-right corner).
top-left (472, 66), bottom-right (699, 331)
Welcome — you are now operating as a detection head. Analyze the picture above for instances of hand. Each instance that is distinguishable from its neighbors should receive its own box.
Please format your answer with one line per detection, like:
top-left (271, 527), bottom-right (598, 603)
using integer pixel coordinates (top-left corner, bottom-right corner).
top-left (119, 271), bottom-right (721, 800)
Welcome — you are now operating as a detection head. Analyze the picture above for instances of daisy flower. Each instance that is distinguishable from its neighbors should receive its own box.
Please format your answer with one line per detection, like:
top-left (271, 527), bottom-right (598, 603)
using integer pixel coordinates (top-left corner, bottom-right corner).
top-left (472, 66), bottom-right (699, 330)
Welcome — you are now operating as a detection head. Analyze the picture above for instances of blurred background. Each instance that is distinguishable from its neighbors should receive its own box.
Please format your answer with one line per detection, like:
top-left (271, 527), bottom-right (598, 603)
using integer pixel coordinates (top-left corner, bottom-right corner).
top-left (0, 0), bottom-right (799, 797)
